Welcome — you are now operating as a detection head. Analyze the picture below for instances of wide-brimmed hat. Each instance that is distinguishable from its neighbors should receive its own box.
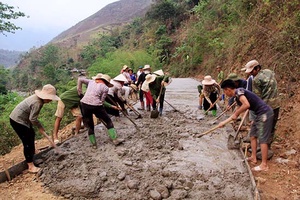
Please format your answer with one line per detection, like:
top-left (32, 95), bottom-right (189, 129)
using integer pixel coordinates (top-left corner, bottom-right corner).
top-left (122, 65), bottom-right (129, 71)
top-left (143, 64), bottom-right (151, 70)
top-left (113, 74), bottom-right (127, 82)
top-left (100, 74), bottom-right (114, 87)
top-left (153, 69), bottom-right (164, 76)
top-left (244, 60), bottom-right (259, 73)
top-left (35, 84), bottom-right (60, 101)
top-left (92, 73), bottom-right (103, 80)
top-left (202, 75), bottom-right (216, 85)
top-left (227, 73), bottom-right (240, 81)
top-left (130, 84), bottom-right (138, 91)
top-left (144, 74), bottom-right (156, 84)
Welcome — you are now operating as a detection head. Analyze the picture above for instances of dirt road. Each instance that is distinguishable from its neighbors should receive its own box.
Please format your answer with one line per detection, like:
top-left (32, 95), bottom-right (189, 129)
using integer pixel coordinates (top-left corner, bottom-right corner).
top-left (1, 78), bottom-right (256, 199)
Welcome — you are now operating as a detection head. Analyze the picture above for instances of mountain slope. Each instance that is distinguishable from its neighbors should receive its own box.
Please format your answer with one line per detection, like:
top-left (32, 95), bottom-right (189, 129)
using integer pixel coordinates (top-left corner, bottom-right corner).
top-left (51, 0), bottom-right (154, 47)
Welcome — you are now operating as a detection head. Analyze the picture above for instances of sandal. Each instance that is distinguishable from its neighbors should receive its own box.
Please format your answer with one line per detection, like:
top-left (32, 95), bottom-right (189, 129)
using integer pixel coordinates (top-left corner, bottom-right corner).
top-left (252, 165), bottom-right (269, 172)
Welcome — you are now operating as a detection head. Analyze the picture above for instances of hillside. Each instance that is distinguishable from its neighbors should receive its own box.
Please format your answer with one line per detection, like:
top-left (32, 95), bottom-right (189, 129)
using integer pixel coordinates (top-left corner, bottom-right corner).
top-left (0, 49), bottom-right (24, 68)
top-left (51, 0), bottom-right (154, 48)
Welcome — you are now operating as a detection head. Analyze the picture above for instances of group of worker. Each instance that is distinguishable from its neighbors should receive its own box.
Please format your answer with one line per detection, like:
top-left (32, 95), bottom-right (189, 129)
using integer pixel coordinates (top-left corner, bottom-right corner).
top-left (198, 60), bottom-right (280, 172)
top-left (9, 64), bottom-right (169, 173)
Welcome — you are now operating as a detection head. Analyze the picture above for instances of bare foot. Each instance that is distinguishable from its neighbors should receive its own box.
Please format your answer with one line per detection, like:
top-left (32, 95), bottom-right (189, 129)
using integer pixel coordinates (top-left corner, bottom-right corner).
top-left (246, 157), bottom-right (257, 164)
top-left (28, 166), bottom-right (41, 174)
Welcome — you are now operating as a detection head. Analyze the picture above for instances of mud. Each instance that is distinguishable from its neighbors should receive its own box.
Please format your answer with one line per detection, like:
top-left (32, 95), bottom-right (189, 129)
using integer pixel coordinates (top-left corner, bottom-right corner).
top-left (39, 78), bottom-right (254, 199)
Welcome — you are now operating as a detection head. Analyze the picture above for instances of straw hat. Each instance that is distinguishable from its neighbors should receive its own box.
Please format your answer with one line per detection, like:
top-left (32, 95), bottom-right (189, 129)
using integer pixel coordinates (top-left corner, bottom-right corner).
top-left (143, 64), bottom-right (151, 70)
top-left (202, 75), bottom-right (216, 85)
top-left (144, 74), bottom-right (156, 84)
top-left (122, 65), bottom-right (129, 71)
top-left (100, 74), bottom-right (114, 87)
top-left (153, 69), bottom-right (164, 76)
top-left (244, 60), bottom-right (259, 73)
top-left (92, 73), bottom-right (103, 80)
top-left (35, 84), bottom-right (60, 101)
top-left (113, 74), bottom-right (128, 82)
top-left (130, 84), bottom-right (138, 91)
top-left (227, 73), bottom-right (240, 81)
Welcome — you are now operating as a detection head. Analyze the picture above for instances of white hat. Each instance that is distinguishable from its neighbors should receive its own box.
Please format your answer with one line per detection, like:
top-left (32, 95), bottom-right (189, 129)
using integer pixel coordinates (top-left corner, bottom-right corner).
top-left (144, 74), bottom-right (156, 84)
top-left (113, 74), bottom-right (127, 82)
top-left (244, 60), bottom-right (259, 73)
top-left (100, 74), bottom-right (114, 87)
top-left (153, 69), bottom-right (164, 76)
top-left (92, 73), bottom-right (103, 80)
top-left (35, 84), bottom-right (60, 101)
top-left (202, 75), bottom-right (216, 85)
top-left (122, 65), bottom-right (129, 70)
top-left (143, 64), bottom-right (151, 70)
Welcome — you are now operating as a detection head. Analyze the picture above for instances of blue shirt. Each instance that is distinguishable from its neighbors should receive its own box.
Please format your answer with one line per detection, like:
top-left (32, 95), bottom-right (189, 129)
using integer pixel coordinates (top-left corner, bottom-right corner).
top-left (235, 88), bottom-right (271, 116)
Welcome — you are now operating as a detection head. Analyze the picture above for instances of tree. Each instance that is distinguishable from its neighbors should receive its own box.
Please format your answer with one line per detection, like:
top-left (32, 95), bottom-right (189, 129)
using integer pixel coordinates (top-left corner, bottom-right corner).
top-left (0, 2), bottom-right (26, 34)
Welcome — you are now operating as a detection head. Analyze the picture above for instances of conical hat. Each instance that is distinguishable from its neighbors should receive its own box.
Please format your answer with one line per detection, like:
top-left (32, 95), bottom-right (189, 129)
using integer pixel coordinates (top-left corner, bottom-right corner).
top-left (153, 69), bottom-right (164, 76)
top-left (113, 74), bottom-right (127, 82)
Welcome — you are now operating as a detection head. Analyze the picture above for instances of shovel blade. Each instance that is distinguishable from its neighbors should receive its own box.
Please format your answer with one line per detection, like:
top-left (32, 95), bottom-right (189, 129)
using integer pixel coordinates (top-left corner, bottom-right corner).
top-left (150, 110), bottom-right (159, 118)
top-left (227, 134), bottom-right (240, 149)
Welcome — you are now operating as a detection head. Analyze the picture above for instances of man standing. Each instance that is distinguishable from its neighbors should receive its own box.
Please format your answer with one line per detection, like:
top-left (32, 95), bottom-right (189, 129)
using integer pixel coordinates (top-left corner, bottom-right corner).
top-left (244, 60), bottom-right (280, 148)
top-left (219, 79), bottom-right (274, 172)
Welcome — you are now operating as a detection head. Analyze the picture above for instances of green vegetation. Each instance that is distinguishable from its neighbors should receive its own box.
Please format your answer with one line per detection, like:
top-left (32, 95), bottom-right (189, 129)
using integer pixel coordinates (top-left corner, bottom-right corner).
top-left (1, 0), bottom-right (300, 155)
top-left (0, 2), bottom-right (26, 34)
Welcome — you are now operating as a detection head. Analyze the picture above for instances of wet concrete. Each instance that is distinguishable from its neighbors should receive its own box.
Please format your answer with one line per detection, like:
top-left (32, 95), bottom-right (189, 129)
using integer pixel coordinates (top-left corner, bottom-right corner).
top-left (39, 78), bottom-right (254, 199)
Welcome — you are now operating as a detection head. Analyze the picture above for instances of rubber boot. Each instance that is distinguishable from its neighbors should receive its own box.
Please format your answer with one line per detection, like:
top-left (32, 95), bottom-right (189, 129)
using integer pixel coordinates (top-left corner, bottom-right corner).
top-left (146, 105), bottom-right (151, 111)
top-left (108, 128), bottom-right (117, 140)
top-left (108, 128), bottom-right (124, 146)
top-left (89, 134), bottom-right (97, 149)
top-left (159, 107), bottom-right (163, 116)
top-left (138, 102), bottom-right (145, 110)
top-left (212, 109), bottom-right (217, 117)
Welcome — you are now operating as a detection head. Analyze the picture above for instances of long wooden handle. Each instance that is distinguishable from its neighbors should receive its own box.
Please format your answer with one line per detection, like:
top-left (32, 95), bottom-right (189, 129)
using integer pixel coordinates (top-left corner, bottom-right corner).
top-left (197, 119), bottom-right (232, 138)
top-left (233, 109), bottom-right (249, 140)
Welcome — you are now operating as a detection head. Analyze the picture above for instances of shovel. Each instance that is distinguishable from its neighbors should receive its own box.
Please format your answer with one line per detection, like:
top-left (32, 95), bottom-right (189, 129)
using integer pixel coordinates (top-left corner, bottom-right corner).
top-left (164, 100), bottom-right (183, 114)
top-left (227, 109), bottom-right (249, 149)
top-left (126, 103), bottom-right (142, 119)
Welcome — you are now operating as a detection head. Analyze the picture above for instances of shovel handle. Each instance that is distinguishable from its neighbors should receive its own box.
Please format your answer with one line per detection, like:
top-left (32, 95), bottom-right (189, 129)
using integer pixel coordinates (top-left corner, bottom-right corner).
top-left (197, 119), bottom-right (232, 138)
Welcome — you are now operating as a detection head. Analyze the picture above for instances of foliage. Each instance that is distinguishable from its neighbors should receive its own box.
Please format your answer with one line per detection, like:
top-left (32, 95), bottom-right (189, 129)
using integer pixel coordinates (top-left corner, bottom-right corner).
top-left (0, 2), bottom-right (26, 34)
top-left (0, 66), bottom-right (9, 94)
top-left (88, 49), bottom-right (161, 78)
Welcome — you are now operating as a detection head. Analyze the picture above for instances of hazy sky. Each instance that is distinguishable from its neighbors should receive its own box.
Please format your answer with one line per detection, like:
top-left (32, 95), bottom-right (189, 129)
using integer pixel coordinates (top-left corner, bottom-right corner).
top-left (0, 0), bottom-right (118, 51)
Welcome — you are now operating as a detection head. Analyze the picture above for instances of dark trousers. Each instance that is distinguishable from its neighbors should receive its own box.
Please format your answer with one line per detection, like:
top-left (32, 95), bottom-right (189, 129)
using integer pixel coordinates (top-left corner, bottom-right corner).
top-left (139, 89), bottom-right (144, 102)
top-left (10, 118), bottom-right (35, 163)
top-left (203, 92), bottom-right (218, 111)
top-left (152, 92), bottom-right (165, 110)
top-left (105, 94), bottom-right (125, 117)
top-left (80, 103), bottom-right (114, 135)
top-left (269, 107), bottom-right (280, 147)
